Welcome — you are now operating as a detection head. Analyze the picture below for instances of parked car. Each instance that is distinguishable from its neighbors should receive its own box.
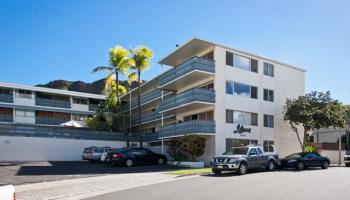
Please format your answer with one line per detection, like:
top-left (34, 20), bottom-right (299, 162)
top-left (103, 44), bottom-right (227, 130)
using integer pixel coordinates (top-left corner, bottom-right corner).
top-left (100, 148), bottom-right (116, 163)
top-left (280, 152), bottom-right (330, 170)
top-left (82, 146), bottom-right (111, 162)
top-left (0, 185), bottom-right (15, 200)
top-left (211, 145), bottom-right (279, 175)
top-left (82, 146), bottom-right (94, 160)
top-left (107, 148), bottom-right (167, 167)
top-left (344, 150), bottom-right (350, 167)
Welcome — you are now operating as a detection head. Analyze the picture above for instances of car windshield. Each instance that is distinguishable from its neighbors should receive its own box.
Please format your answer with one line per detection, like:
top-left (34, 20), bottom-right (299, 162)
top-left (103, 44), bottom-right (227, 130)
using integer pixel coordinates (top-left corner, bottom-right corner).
top-left (83, 148), bottom-right (91, 153)
top-left (286, 153), bottom-right (302, 158)
top-left (223, 147), bottom-right (249, 155)
top-left (346, 151), bottom-right (350, 155)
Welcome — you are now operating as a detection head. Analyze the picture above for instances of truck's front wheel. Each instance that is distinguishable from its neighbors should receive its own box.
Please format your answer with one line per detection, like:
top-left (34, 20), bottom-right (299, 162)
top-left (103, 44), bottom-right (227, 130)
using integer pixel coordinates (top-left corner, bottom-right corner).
top-left (266, 160), bottom-right (275, 171)
top-left (238, 163), bottom-right (248, 175)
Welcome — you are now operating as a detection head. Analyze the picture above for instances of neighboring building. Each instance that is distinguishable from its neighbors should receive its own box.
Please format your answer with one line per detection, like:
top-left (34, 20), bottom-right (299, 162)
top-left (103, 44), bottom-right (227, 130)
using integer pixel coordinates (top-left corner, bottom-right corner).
top-left (121, 38), bottom-right (305, 160)
top-left (0, 82), bottom-right (106, 127)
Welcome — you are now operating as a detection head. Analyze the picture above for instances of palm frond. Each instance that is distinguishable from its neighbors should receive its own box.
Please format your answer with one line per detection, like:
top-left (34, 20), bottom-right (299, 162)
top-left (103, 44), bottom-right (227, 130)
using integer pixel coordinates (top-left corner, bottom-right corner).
top-left (92, 66), bottom-right (113, 73)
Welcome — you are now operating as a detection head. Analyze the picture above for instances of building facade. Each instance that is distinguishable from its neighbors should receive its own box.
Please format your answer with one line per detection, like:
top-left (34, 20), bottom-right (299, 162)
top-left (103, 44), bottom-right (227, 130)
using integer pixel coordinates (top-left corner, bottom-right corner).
top-left (121, 38), bottom-right (305, 160)
top-left (0, 82), bottom-right (105, 127)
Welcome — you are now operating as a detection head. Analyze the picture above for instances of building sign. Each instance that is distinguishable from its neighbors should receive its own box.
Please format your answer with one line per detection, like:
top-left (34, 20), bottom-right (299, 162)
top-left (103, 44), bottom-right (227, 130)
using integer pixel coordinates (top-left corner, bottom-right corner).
top-left (233, 124), bottom-right (251, 136)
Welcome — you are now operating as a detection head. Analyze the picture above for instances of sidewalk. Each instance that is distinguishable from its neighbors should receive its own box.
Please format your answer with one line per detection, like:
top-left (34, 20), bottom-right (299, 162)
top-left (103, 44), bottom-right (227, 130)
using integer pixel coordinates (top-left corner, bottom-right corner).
top-left (15, 172), bottom-right (184, 200)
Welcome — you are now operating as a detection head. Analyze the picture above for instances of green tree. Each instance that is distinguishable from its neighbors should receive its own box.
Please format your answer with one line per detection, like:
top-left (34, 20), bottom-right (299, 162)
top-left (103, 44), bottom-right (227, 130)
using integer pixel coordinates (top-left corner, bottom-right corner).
top-left (181, 135), bottom-right (207, 161)
top-left (93, 46), bottom-right (133, 102)
top-left (284, 91), bottom-right (348, 151)
top-left (130, 46), bottom-right (153, 147)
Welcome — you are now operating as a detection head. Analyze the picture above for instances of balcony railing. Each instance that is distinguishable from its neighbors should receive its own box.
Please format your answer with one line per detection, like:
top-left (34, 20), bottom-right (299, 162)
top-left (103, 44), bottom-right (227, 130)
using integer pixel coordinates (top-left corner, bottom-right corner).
top-left (89, 104), bottom-right (99, 111)
top-left (158, 120), bottom-right (215, 138)
top-left (0, 123), bottom-right (127, 141)
top-left (0, 115), bottom-right (13, 122)
top-left (122, 90), bottom-right (171, 111)
top-left (0, 94), bottom-right (14, 103)
top-left (35, 98), bottom-right (71, 108)
top-left (159, 57), bottom-right (215, 86)
top-left (131, 111), bottom-right (173, 125)
top-left (157, 88), bottom-right (215, 112)
top-left (35, 117), bottom-right (68, 125)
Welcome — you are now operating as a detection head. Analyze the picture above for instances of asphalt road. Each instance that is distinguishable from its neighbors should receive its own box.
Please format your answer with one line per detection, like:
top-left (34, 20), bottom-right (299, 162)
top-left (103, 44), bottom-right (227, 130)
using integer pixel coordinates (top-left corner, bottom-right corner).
top-left (0, 161), bottom-right (178, 185)
top-left (87, 167), bottom-right (350, 200)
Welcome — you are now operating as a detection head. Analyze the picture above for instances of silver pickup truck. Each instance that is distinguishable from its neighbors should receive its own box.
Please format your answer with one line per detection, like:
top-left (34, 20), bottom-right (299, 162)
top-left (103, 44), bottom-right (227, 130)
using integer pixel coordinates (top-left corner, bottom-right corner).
top-left (211, 145), bottom-right (279, 175)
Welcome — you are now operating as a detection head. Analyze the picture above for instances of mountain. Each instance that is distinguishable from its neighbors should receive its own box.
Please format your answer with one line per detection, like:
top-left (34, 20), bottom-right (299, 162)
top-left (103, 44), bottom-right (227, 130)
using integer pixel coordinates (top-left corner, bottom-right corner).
top-left (36, 78), bottom-right (144, 95)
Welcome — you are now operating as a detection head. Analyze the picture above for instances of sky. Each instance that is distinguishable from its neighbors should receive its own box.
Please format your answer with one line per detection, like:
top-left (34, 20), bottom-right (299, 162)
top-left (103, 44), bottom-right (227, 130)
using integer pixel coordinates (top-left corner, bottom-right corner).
top-left (0, 0), bottom-right (349, 103)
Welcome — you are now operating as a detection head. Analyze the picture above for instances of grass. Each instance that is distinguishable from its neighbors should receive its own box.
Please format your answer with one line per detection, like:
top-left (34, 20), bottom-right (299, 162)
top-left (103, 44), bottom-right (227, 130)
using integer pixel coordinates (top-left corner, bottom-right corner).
top-left (163, 167), bottom-right (212, 176)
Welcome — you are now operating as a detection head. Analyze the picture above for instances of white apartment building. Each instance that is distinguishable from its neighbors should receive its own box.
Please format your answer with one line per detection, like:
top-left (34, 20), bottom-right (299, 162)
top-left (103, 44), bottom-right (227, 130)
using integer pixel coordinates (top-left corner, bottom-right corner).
top-left (0, 82), bottom-right (106, 126)
top-left (122, 38), bottom-right (305, 160)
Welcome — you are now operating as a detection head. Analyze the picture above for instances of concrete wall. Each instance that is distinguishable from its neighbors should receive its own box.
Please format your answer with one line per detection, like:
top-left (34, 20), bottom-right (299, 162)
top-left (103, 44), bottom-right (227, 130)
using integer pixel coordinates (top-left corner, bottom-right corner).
top-left (319, 150), bottom-right (345, 164)
top-left (0, 136), bottom-right (126, 162)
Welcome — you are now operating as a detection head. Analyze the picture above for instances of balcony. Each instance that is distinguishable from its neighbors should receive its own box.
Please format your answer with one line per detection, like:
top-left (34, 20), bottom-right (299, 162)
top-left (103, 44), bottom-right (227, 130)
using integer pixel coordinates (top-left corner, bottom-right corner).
top-left (157, 88), bottom-right (215, 114)
top-left (131, 111), bottom-right (174, 125)
top-left (35, 117), bottom-right (68, 125)
top-left (158, 120), bottom-right (215, 139)
top-left (0, 114), bottom-right (13, 123)
top-left (35, 98), bottom-right (71, 109)
top-left (0, 94), bottom-right (13, 103)
top-left (159, 57), bottom-right (215, 90)
top-left (89, 104), bottom-right (99, 111)
top-left (122, 90), bottom-right (171, 111)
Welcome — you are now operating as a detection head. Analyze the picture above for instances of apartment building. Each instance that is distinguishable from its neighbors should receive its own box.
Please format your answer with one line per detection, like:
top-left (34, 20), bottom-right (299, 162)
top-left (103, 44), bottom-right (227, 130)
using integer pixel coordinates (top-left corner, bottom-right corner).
top-left (121, 38), bottom-right (305, 160)
top-left (0, 82), bottom-right (105, 127)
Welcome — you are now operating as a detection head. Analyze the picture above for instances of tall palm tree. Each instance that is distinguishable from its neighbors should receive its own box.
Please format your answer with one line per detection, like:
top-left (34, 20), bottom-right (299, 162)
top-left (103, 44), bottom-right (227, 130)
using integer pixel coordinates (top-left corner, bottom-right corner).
top-left (130, 46), bottom-right (153, 147)
top-left (92, 46), bottom-right (134, 102)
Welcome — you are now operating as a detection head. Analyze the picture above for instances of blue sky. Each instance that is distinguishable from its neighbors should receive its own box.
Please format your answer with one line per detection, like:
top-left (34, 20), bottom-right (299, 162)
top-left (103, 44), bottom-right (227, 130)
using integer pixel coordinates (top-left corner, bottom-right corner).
top-left (0, 0), bottom-right (349, 103)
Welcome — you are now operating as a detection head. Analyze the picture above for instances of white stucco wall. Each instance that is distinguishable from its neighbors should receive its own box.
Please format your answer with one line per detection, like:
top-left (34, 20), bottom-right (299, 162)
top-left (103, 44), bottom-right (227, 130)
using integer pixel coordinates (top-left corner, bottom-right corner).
top-left (0, 136), bottom-right (126, 162)
top-left (213, 45), bottom-right (305, 157)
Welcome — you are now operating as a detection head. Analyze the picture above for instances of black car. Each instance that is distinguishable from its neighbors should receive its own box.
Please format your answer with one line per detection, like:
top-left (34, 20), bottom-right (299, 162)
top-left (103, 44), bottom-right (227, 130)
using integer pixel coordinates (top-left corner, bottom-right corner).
top-left (280, 152), bottom-right (330, 170)
top-left (106, 148), bottom-right (167, 167)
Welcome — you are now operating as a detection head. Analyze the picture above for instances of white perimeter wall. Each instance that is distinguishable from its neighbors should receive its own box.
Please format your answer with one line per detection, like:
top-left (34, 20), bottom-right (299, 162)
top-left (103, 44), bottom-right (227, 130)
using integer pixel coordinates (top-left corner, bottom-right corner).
top-left (0, 136), bottom-right (126, 162)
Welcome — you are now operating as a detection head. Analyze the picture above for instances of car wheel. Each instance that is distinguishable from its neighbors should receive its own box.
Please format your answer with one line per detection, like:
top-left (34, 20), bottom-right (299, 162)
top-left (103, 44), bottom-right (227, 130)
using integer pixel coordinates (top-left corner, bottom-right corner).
top-left (267, 160), bottom-right (275, 171)
top-left (321, 161), bottom-right (329, 169)
top-left (212, 169), bottom-right (222, 175)
top-left (238, 163), bottom-right (248, 175)
top-left (158, 158), bottom-right (165, 165)
top-left (125, 159), bottom-right (133, 167)
top-left (296, 161), bottom-right (305, 170)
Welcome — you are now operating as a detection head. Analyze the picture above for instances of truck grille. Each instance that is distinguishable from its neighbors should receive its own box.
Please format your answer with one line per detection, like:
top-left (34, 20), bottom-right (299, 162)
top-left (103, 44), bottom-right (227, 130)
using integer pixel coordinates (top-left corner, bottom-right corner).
top-left (215, 158), bottom-right (229, 163)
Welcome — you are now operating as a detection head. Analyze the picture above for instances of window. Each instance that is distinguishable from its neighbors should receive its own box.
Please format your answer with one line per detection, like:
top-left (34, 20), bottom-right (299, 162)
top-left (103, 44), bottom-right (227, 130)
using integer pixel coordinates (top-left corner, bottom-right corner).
top-left (249, 148), bottom-right (257, 155)
top-left (17, 90), bottom-right (32, 99)
top-left (72, 114), bottom-right (88, 121)
top-left (264, 62), bottom-right (274, 77)
top-left (226, 81), bottom-right (258, 99)
top-left (256, 148), bottom-right (263, 155)
top-left (263, 89), bottom-right (274, 102)
top-left (200, 82), bottom-right (214, 90)
top-left (226, 51), bottom-right (233, 66)
top-left (73, 98), bottom-right (88, 105)
top-left (226, 52), bottom-right (258, 73)
top-left (226, 109), bottom-right (233, 123)
top-left (263, 140), bottom-right (275, 152)
top-left (226, 139), bottom-right (258, 151)
top-left (15, 109), bottom-right (34, 117)
top-left (264, 114), bottom-right (274, 128)
top-left (226, 110), bottom-right (258, 126)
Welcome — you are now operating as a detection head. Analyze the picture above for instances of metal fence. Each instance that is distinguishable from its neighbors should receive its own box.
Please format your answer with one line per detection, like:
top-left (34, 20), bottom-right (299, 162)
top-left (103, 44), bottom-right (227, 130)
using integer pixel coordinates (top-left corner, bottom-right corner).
top-left (158, 120), bottom-right (215, 138)
top-left (35, 97), bottom-right (71, 108)
top-left (0, 94), bottom-right (13, 103)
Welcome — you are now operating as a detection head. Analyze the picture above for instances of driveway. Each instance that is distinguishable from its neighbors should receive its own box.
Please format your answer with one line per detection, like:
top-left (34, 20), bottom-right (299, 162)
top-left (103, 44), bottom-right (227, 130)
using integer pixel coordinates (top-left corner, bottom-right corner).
top-left (0, 161), bottom-right (179, 185)
top-left (87, 167), bottom-right (350, 200)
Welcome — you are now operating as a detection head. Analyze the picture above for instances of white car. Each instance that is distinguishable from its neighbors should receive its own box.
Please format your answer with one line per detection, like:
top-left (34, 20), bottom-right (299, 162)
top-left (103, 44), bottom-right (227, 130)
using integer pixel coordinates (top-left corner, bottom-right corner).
top-left (100, 148), bottom-right (114, 162)
top-left (0, 185), bottom-right (15, 200)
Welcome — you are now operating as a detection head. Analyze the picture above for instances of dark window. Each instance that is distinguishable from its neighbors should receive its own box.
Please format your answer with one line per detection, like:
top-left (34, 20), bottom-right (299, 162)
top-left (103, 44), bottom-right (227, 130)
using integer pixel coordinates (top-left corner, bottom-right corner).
top-left (264, 114), bottom-right (274, 128)
top-left (226, 81), bottom-right (234, 94)
top-left (251, 59), bottom-right (258, 73)
top-left (226, 51), bottom-right (233, 66)
top-left (251, 113), bottom-right (258, 126)
top-left (251, 86), bottom-right (258, 99)
top-left (257, 148), bottom-right (263, 155)
top-left (249, 148), bottom-right (257, 155)
top-left (264, 62), bottom-right (274, 77)
top-left (226, 109), bottom-right (233, 123)
top-left (263, 89), bottom-right (274, 102)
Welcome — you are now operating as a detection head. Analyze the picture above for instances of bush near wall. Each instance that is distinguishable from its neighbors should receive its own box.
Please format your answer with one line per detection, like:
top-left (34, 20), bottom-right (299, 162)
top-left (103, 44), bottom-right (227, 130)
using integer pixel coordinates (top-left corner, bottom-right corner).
top-left (167, 135), bottom-right (206, 162)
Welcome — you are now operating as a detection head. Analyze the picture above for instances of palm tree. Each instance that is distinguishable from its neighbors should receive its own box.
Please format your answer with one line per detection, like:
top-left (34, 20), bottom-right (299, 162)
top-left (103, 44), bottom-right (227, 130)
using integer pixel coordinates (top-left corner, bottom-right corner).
top-left (92, 46), bottom-right (133, 102)
top-left (130, 46), bottom-right (153, 147)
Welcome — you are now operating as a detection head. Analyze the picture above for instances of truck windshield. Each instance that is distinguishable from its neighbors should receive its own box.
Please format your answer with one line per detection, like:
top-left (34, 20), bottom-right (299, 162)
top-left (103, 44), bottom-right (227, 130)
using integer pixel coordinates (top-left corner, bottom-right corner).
top-left (224, 147), bottom-right (249, 155)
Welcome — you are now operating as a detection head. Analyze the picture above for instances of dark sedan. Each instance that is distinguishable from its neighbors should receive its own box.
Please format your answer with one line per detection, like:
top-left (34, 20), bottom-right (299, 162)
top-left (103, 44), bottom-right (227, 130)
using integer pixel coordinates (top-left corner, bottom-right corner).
top-left (280, 152), bottom-right (330, 170)
top-left (106, 148), bottom-right (167, 167)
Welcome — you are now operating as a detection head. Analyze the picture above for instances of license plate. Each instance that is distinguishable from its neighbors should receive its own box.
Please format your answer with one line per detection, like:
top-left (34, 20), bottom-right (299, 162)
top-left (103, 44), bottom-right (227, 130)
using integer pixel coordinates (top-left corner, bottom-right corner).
top-left (217, 165), bottom-right (223, 169)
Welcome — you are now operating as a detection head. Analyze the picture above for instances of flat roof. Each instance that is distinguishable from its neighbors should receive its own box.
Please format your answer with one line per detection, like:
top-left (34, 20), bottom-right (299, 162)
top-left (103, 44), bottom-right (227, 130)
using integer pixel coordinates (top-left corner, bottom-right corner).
top-left (0, 82), bottom-right (106, 99)
top-left (159, 38), bottom-right (306, 72)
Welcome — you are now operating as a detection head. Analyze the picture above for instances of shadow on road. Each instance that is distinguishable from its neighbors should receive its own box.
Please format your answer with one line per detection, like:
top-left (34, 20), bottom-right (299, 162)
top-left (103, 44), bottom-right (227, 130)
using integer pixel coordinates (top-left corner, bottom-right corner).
top-left (16, 161), bottom-right (180, 176)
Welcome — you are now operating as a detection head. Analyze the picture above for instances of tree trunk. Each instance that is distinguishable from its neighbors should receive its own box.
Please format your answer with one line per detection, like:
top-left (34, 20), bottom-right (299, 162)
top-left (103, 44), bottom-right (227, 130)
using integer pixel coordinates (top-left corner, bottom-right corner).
top-left (137, 69), bottom-right (143, 148)
top-left (115, 70), bottom-right (119, 103)
top-left (290, 121), bottom-right (303, 151)
top-left (302, 130), bottom-right (308, 152)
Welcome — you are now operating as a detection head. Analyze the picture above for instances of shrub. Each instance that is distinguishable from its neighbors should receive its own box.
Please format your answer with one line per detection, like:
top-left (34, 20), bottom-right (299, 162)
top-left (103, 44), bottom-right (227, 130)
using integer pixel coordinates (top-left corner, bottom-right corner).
top-left (181, 135), bottom-right (207, 161)
top-left (304, 145), bottom-right (318, 153)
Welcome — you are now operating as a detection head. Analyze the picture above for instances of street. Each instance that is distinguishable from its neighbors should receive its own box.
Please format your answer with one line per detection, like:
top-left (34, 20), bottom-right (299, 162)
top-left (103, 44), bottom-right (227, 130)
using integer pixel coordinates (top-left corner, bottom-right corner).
top-left (87, 167), bottom-right (350, 200)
